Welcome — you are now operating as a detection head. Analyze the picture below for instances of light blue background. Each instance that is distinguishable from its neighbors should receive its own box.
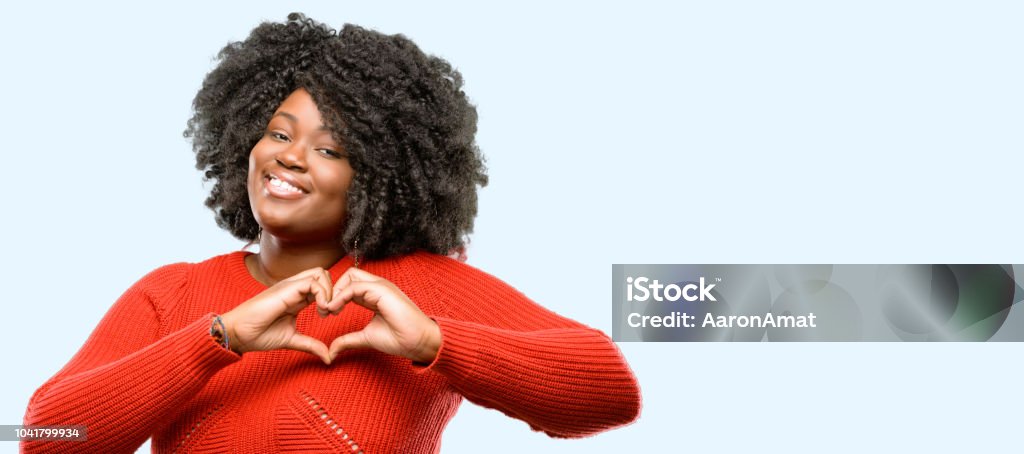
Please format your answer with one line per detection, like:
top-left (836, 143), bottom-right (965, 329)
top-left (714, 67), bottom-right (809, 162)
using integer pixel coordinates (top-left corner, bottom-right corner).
top-left (3, 1), bottom-right (1022, 453)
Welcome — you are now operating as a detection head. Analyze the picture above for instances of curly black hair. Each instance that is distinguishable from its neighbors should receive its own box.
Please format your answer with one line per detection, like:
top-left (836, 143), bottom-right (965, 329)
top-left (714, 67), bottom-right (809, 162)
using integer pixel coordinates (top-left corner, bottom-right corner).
top-left (184, 13), bottom-right (487, 260)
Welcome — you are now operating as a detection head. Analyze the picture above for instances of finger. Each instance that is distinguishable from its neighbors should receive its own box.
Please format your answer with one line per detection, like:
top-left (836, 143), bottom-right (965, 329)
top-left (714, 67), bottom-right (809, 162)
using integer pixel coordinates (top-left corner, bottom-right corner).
top-left (323, 286), bottom-right (350, 314)
top-left (301, 275), bottom-right (332, 309)
top-left (285, 266), bottom-right (330, 282)
top-left (323, 299), bottom-right (348, 317)
top-left (332, 281), bottom-right (387, 313)
top-left (285, 332), bottom-right (332, 365)
top-left (319, 268), bottom-right (335, 317)
top-left (341, 266), bottom-right (382, 283)
top-left (326, 268), bottom-right (398, 314)
top-left (326, 272), bottom-right (353, 313)
top-left (325, 268), bottom-right (374, 313)
top-left (332, 268), bottom-right (354, 292)
top-left (322, 267), bottom-right (334, 299)
top-left (306, 272), bottom-right (332, 315)
top-left (332, 266), bottom-right (383, 292)
top-left (276, 276), bottom-right (330, 314)
top-left (329, 330), bottom-right (372, 360)
top-left (280, 267), bottom-right (331, 306)
top-left (324, 269), bottom-right (355, 314)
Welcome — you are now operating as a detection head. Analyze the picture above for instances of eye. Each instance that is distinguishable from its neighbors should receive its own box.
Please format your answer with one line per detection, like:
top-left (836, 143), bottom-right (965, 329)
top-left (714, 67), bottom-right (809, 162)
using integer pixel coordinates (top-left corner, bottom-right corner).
top-left (318, 149), bottom-right (346, 159)
top-left (269, 131), bottom-right (290, 142)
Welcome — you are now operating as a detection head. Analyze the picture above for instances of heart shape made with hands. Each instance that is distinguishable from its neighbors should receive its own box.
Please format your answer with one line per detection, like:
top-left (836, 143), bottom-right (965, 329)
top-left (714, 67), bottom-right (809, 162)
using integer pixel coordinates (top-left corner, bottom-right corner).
top-left (221, 267), bottom-right (441, 366)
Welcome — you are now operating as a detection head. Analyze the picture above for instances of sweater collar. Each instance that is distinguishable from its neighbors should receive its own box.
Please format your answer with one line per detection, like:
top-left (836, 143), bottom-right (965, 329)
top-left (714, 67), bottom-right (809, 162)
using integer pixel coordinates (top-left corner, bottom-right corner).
top-left (227, 250), bottom-right (357, 293)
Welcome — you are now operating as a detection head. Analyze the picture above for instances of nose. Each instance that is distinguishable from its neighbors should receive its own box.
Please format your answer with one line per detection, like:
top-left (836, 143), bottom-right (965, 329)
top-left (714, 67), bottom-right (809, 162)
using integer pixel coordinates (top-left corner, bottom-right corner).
top-left (275, 142), bottom-right (307, 172)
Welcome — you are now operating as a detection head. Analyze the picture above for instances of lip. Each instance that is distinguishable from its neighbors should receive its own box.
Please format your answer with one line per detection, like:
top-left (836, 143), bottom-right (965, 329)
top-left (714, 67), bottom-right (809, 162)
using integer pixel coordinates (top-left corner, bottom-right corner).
top-left (263, 170), bottom-right (310, 200)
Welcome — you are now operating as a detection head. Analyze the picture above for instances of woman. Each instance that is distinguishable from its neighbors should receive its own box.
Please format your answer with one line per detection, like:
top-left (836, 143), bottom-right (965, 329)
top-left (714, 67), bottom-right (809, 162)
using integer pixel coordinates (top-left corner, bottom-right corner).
top-left (23, 13), bottom-right (641, 453)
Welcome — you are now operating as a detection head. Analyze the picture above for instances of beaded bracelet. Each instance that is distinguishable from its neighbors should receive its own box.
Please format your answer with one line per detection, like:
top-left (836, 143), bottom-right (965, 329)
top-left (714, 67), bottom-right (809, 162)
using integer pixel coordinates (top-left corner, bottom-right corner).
top-left (209, 314), bottom-right (230, 351)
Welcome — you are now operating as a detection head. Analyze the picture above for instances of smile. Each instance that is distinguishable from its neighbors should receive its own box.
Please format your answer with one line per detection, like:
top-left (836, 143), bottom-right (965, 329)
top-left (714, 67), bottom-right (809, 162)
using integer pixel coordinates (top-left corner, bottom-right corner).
top-left (264, 174), bottom-right (308, 199)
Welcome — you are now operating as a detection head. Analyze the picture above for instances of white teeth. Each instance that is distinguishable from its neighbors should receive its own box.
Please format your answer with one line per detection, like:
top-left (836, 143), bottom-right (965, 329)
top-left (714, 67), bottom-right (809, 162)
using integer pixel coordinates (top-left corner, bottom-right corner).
top-left (269, 175), bottom-right (302, 193)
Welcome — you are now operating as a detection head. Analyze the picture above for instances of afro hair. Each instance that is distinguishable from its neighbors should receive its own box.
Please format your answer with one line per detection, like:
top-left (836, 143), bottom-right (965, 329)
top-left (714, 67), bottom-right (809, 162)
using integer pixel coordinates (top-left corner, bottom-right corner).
top-left (184, 12), bottom-right (487, 260)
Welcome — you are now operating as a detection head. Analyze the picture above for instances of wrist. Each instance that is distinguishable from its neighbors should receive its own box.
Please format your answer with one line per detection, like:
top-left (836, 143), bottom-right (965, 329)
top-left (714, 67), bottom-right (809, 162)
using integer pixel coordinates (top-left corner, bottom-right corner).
top-left (413, 320), bottom-right (442, 364)
top-left (215, 312), bottom-right (244, 354)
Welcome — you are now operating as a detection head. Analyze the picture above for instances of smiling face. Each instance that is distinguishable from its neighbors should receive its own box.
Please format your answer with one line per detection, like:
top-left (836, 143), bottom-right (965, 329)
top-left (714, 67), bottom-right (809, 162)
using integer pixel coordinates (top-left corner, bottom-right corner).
top-left (247, 88), bottom-right (354, 243)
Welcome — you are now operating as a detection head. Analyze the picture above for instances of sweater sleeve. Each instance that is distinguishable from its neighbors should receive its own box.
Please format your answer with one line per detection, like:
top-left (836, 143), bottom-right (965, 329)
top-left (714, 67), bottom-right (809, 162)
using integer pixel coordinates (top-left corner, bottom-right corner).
top-left (22, 264), bottom-right (241, 454)
top-left (409, 254), bottom-right (642, 438)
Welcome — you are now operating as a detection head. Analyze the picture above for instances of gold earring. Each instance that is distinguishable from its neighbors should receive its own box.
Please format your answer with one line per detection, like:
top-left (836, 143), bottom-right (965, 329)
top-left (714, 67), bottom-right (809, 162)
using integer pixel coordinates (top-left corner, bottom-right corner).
top-left (353, 238), bottom-right (360, 269)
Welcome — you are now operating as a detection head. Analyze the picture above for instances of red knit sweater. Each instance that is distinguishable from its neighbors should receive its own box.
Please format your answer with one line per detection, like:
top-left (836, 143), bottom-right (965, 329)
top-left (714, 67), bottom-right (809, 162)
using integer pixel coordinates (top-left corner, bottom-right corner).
top-left (23, 251), bottom-right (641, 453)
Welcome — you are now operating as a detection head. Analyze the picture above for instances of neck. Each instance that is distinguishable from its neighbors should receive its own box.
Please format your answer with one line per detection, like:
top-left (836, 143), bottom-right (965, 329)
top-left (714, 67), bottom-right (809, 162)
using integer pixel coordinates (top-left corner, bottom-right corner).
top-left (248, 234), bottom-right (348, 286)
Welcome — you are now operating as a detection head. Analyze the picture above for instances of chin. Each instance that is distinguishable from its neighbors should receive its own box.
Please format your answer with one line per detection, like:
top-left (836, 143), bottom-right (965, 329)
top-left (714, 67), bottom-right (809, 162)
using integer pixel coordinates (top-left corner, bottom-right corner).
top-left (256, 216), bottom-right (343, 244)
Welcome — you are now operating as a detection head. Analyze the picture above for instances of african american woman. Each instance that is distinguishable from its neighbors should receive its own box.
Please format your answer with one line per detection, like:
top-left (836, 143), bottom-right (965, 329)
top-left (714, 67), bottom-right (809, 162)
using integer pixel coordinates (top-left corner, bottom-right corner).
top-left (23, 13), bottom-right (641, 453)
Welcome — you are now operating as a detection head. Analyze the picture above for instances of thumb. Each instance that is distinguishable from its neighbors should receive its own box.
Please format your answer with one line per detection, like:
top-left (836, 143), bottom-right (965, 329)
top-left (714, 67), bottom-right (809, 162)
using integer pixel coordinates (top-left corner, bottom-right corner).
top-left (285, 332), bottom-right (332, 365)
top-left (329, 330), bottom-right (371, 360)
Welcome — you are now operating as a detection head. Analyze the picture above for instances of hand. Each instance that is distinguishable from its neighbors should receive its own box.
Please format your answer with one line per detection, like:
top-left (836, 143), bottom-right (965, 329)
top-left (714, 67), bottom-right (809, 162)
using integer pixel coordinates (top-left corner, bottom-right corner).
top-left (220, 267), bottom-right (335, 364)
top-left (322, 267), bottom-right (442, 364)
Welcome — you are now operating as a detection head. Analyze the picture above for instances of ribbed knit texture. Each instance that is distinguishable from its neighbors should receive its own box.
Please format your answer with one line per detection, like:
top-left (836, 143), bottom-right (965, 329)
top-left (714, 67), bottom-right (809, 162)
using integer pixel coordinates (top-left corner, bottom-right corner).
top-left (23, 251), bottom-right (641, 453)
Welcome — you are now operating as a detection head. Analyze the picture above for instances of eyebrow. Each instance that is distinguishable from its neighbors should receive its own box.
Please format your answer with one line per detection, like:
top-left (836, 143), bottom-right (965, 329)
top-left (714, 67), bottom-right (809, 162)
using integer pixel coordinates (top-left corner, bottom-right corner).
top-left (271, 111), bottom-right (331, 131)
